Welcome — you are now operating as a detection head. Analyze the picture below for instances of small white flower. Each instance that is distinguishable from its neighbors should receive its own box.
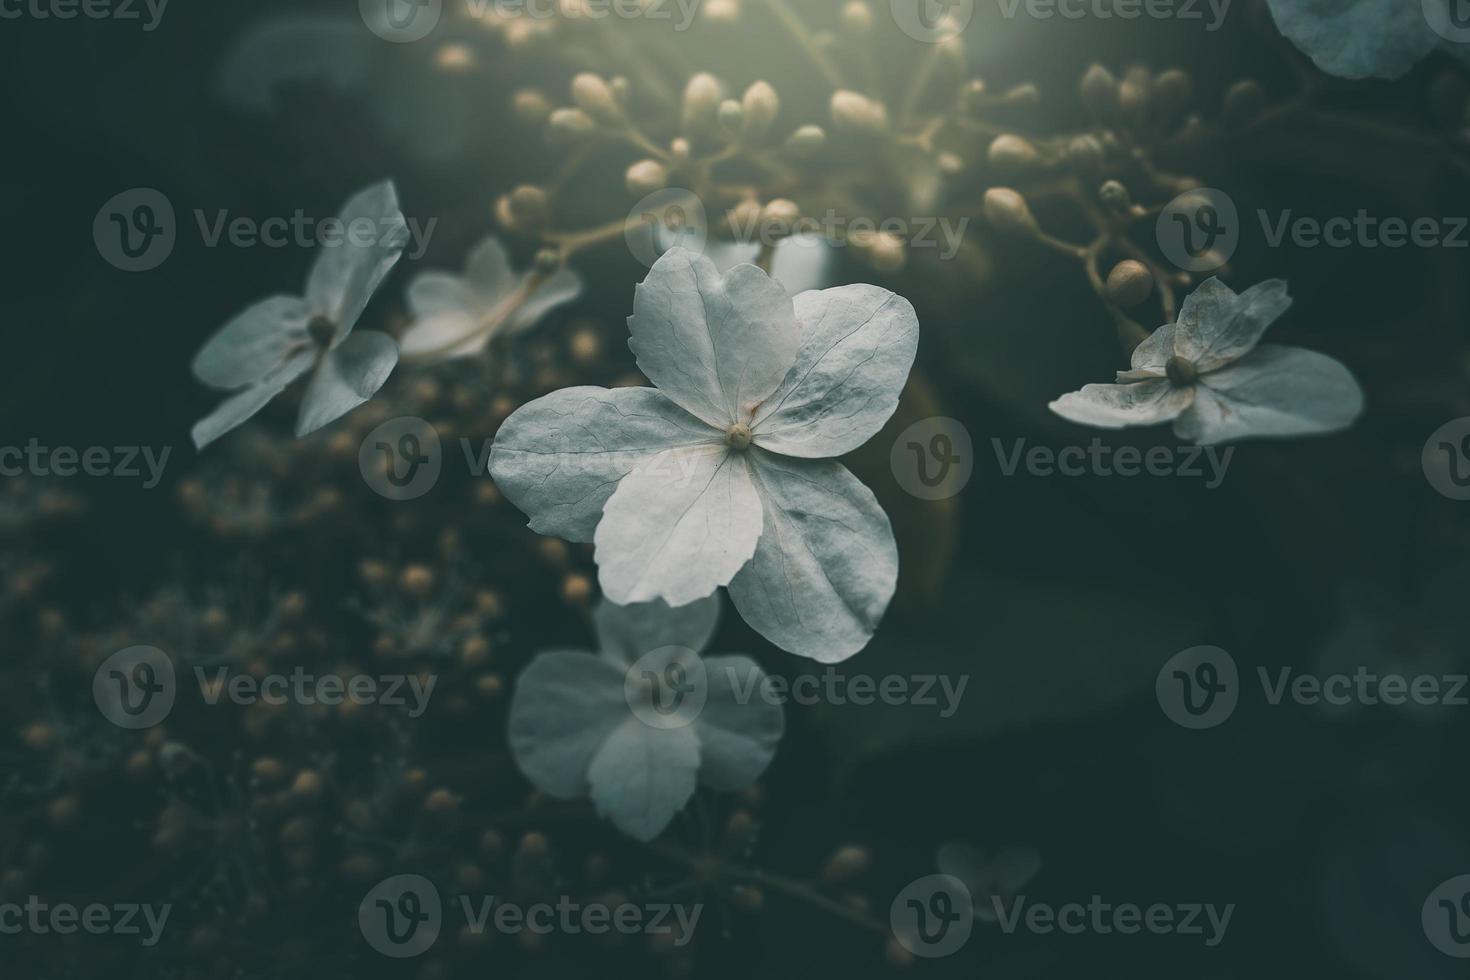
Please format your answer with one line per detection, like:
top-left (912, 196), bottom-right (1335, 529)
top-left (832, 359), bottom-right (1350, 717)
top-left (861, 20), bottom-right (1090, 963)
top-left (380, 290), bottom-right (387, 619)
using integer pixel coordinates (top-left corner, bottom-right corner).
top-left (1050, 278), bottom-right (1364, 445)
top-left (508, 594), bottom-right (784, 841)
top-left (1265, 0), bottom-right (1469, 80)
top-left (397, 236), bottom-right (581, 363)
top-left (489, 247), bottom-right (919, 661)
top-left (191, 181), bottom-right (407, 450)
top-left (936, 842), bottom-right (1042, 923)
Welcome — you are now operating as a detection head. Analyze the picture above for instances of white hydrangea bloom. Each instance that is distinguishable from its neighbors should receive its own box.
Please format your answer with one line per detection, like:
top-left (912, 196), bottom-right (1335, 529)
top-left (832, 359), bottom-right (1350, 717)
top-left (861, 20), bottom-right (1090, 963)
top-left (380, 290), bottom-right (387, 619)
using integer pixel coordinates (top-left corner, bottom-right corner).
top-left (936, 842), bottom-right (1043, 923)
top-left (398, 236), bottom-right (581, 363)
top-left (508, 595), bottom-right (784, 841)
top-left (1050, 278), bottom-right (1364, 445)
top-left (489, 247), bottom-right (919, 662)
top-left (191, 181), bottom-right (407, 450)
top-left (1265, 0), bottom-right (1470, 80)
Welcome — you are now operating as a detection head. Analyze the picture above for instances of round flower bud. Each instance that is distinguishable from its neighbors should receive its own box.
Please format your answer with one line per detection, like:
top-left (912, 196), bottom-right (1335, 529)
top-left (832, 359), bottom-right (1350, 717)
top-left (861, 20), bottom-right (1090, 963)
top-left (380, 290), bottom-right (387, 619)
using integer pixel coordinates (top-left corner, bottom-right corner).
top-left (983, 187), bottom-right (1037, 235)
top-left (1117, 66), bottom-right (1150, 123)
top-left (610, 75), bottom-right (631, 109)
top-left (1079, 63), bottom-right (1118, 118)
top-left (670, 137), bottom-right (692, 163)
top-left (717, 98), bottom-right (744, 132)
top-left (625, 159), bottom-right (669, 196)
top-left (1098, 179), bottom-right (1131, 211)
top-left (547, 107), bottom-right (595, 145)
top-left (726, 200), bottom-right (762, 239)
top-left (1105, 260), bottom-right (1154, 307)
top-left (784, 124), bottom-right (827, 159)
top-left (513, 89), bottom-right (551, 126)
top-left (830, 90), bottom-right (889, 136)
top-left (571, 72), bottom-right (620, 122)
top-left (1066, 134), bottom-right (1104, 173)
top-left (1002, 83), bottom-right (1041, 109)
top-left (937, 151), bottom-right (964, 174)
top-left (1152, 68), bottom-right (1193, 118)
top-left (507, 185), bottom-right (549, 229)
top-left (682, 73), bottom-right (723, 132)
top-left (822, 844), bottom-right (872, 882)
top-left (855, 230), bottom-right (906, 272)
top-left (760, 198), bottom-right (801, 240)
top-left (987, 134), bottom-right (1039, 170)
top-left (704, 0), bottom-right (740, 22)
top-left (1222, 79), bottom-right (1266, 128)
top-left (741, 81), bottom-right (780, 143)
top-left (840, 1), bottom-right (873, 34)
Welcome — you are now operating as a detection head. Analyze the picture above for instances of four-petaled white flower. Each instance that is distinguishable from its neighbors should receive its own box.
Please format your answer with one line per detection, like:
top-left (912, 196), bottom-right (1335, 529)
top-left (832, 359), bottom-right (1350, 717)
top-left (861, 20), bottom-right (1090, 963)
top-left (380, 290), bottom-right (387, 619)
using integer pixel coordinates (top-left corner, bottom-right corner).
top-left (1050, 278), bottom-right (1364, 445)
top-left (508, 594), bottom-right (784, 841)
top-left (398, 236), bottom-right (582, 363)
top-left (1266, 0), bottom-right (1470, 80)
top-left (191, 181), bottom-right (407, 450)
top-left (489, 247), bottom-right (920, 662)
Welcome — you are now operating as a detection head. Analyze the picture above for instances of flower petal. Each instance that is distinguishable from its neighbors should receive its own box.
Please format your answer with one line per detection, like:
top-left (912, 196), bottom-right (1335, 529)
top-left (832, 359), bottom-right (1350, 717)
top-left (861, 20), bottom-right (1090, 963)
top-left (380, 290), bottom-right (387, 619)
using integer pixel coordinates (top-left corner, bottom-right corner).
top-left (1174, 278), bottom-right (1292, 373)
top-left (628, 247), bottom-right (800, 428)
top-left (192, 295), bottom-right (313, 390)
top-left (406, 271), bottom-right (478, 320)
top-left (1174, 343), bottom-right (1365, 444)
top-left (305, 180), bottom-right (410, 337)
top-left (488, 386), bottom-right (720, 544)
top-left (596, 446), bottom-right (764, 607)
top-left (1049, 379), bottom-right (1194, 429)
top-left (506, 267), bottom-right (583, 336)
top-left (463, 235), bottom-right (516, 299)
top-left (397, 310), bottom-right (486, 361)
top-left (704, 234), bottom-right (837, 296)
top-left (728, 451), bottom-right (896, 662)
top-left (752, 284), bottom-right (919, 458)
top-left (508, 649), bottom-right (628, 799)
top-left (1265, 0), bottom-right (1438, 80)
top-left (1118, 323), bottom-right (1175, 381)
top-left (587, 716), bottom-right (700, 841)
top-left (295, 330), bottom-right (399, 437)
top-left (696, 654), bottom-right (783, 791)
top-left (191, 348), bottom-right (317, 450)
top-left (594, 595), bottom-right (721, 666)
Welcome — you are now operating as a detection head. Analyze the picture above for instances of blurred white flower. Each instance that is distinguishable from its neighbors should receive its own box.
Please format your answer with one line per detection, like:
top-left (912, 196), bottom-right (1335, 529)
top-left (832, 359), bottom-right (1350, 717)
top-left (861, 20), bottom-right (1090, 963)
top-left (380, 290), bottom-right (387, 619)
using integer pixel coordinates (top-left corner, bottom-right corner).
top-left (1265, 0), bottom-right (1470, 80)
top-left (508, 594), bottom-right (783, 841)
top-left (1050, 278), bottom-right (1364, 445)
top-left (936, 842), bottom-right (1043, 923)
top-left (398, 236), bottom-right (581, 363)
top-left (191, 181), bottom-right (406, 450)
top-left (489, 247), bottom-right (919, 661)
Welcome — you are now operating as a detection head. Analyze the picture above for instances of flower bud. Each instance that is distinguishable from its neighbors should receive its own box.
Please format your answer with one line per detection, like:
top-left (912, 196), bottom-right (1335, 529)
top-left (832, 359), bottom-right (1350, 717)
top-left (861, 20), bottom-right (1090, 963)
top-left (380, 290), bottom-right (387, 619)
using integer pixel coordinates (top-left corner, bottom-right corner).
top-left (1079, 64), bottom-right (1118, 118)
top-left (1117, 66), bottom-right (1150, 123)
top-left (512, 89), bottom-right (551, 126)
top-left (682, 73), bottom-right (723, 132)
top-left (822, 844), bottom-right (872, 882)
top-left (840, 1), bottom-right (873, 34)
top-left (670, 137), bottom-right (692, 163)
top-left (937, 151), bottom-right (964, 174)
top-left (854, 230), bottom-right (906, 272)
top-left (987, 134), bottom-right (1039, 170)
top-left (1152, 69), bottom-right (1192, 119)
top-left (830, 90), bottom-right (888, 136)
top-left (726, 200), bottom-right (762, 238)
top-left (507, 185), bottom-right (549, 229)
top-left (983, 187), bottom-right (1037, 235)
top-left (1098, 179), bottom-right (1131, 211)
top-left (571, 72), bottom-right (620, 122)
top-left (760, 199), bottom-right (801, 240)
top-left (785, 124), bottom-right (827, 159)
top-left (704, 0), bottom-right (740, 22)
top-left (1002, 83), bottom-right (1041, 109)
top-left (610, 75), bottom-right (631, 109)
top-left (1105, 260), bottom-right (1154, 307)
top-left (717, 98), bottom-right (744, 132)
top-left (1221, 79), bottom-right (1266, 128)
top-left (1066, 134), bottom-right (1104, 173)
top-left (741, 81), bottom-right (780, 143)
top-left (547, 107), bottom-right (595, 145)
top-left (625, 159), bottom-right (669, 196)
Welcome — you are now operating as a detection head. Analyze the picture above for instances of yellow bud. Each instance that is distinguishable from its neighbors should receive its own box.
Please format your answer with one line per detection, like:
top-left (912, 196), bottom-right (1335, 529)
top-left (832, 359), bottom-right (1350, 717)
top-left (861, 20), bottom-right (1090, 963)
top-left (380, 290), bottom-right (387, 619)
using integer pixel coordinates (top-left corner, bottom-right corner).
top-left (571, 72), bottom-right (619, 122)
top-left (983, 187), bottom-right (1037, 235)
top-left (830, 90), bottom-right (888, 136)
top-left (785, 124), bottom-right (827, 159)
top-left (987, 134), bottom-right (1039, 170)
top-left (741, 81), bottom-right (780, 143)
top-left (512, 89), bottom-right (551, 126)
top-left (682, 73), bottom-right (723, 132)
top-left (625, 159), bottom-right (669, 196)
top-left (1105, 260), bottom-right (1154, 307)
top-left (840, 1), bottom-right (873, 34)
top-left (546, 107), bottom-right (595, 144)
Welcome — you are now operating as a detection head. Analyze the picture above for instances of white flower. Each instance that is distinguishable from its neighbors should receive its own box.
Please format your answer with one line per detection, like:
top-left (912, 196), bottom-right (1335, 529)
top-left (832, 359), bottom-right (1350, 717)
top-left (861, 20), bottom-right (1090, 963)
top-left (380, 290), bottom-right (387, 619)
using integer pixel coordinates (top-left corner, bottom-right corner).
top-left (1050, 278), bottom-right (1364, 445)
top-left (936, 842), bottom-right (1042, 923)
top-left (655, 222), bottom-right (837, 295)
top-left (397, 236), bottom-right (582, 363)
top-left (191, 181), bottom-right (408, 451)
top-left (489, 247), bottom-right (919, 662)
top-left (507, 594), bottom-right (784, 841)
top-left (1265, 0), bottom-right (1470, 80)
